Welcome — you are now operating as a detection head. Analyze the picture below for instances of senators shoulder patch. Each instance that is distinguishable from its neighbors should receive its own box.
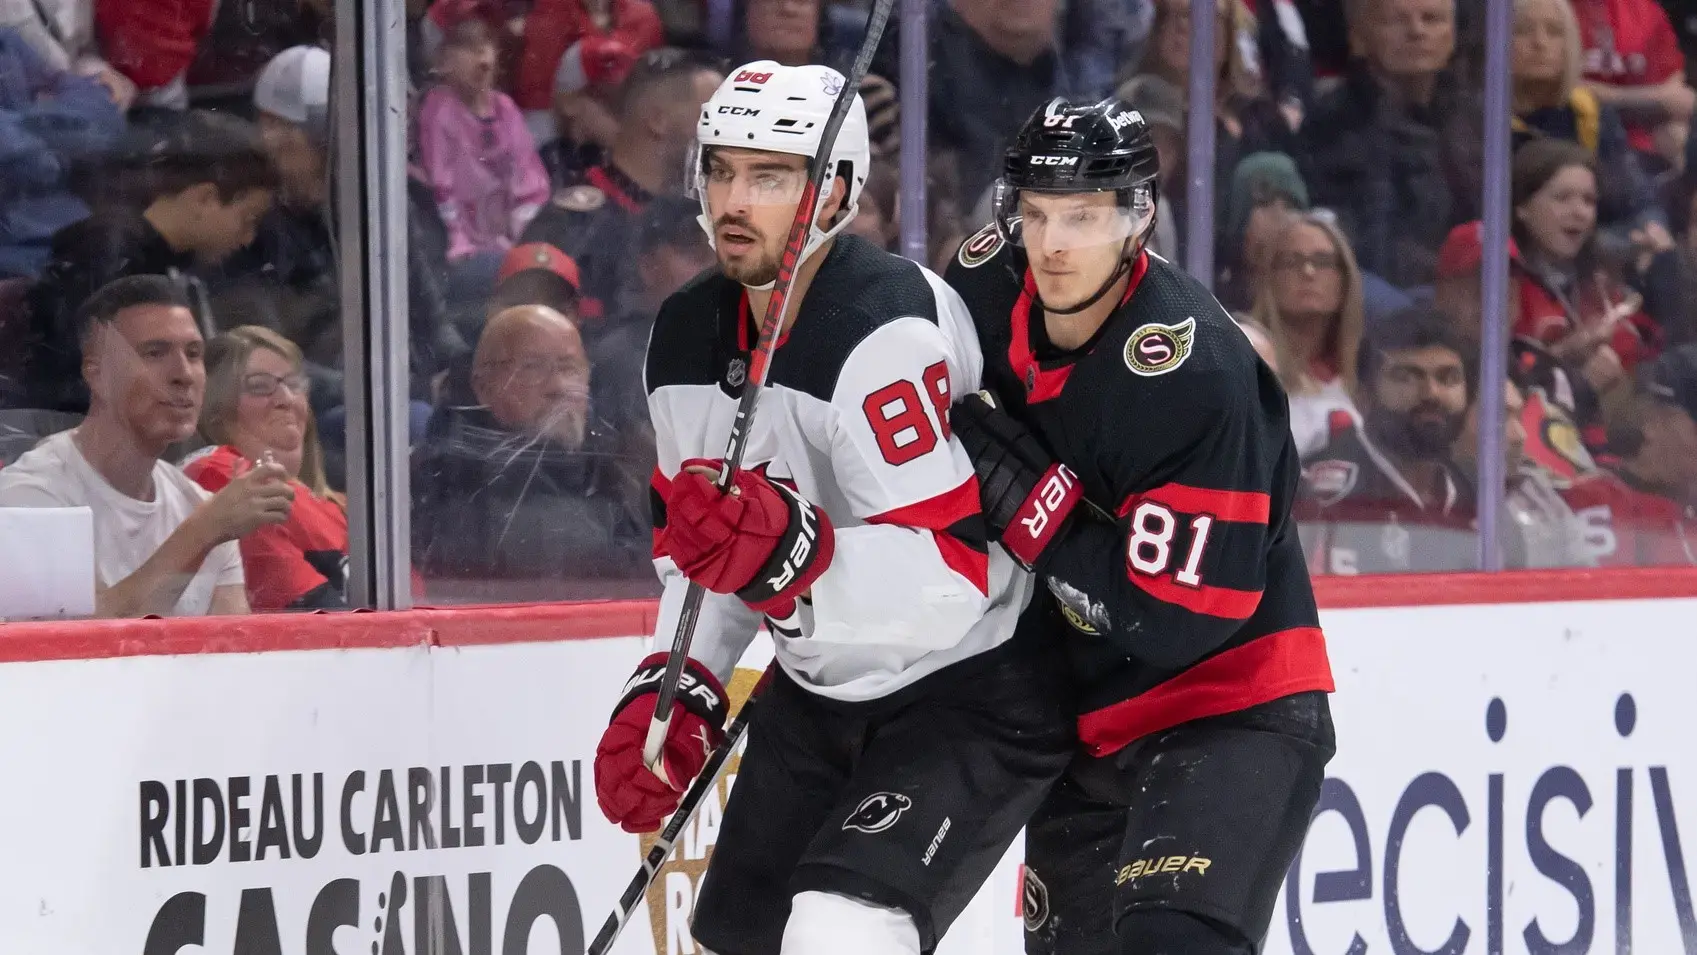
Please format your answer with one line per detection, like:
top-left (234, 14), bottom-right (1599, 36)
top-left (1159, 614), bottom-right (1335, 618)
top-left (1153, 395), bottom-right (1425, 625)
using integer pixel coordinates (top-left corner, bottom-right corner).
top-left (957, 224), bottom-right (1003, 268)
top-left (1123, 317), bottom-right (1196, 376)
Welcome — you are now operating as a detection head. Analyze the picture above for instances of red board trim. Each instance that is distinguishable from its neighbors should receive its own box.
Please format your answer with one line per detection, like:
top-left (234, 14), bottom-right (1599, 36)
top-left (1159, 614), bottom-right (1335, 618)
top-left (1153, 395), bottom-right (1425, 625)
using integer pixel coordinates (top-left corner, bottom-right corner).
top-left (0, 569), bottom-right (1692, 663)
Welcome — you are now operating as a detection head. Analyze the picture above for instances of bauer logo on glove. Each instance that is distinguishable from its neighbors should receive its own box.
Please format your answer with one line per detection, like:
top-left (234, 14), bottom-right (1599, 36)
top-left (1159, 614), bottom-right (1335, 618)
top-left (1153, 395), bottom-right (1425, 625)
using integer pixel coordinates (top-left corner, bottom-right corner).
top-left (949, 393), bottom-right (1082, 571)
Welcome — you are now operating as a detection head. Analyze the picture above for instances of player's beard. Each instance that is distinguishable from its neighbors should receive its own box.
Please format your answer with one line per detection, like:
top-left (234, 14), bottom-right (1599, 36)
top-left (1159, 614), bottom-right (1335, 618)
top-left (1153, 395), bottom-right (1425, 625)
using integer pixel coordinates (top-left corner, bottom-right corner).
top-left (1367, 402), bottom-right (1467, 460)
top-left (715, 214), bottom-right (781, 287)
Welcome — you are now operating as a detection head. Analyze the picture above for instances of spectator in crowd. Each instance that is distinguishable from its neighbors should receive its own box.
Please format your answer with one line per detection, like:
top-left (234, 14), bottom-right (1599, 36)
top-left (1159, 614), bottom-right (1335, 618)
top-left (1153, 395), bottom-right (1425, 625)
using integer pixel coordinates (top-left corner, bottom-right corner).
top-left (412, 303), bottom-right (647, 588)
top-left (735, 0), bottom-right (900, 161)
top-left (926, 0), bottom-right (1064, 215)
top-left (1250, 209), bottom-right (1367, 455)
top-left (512, 0), bottom-right (662, 151)
top-left (1429, 219), bottom-right (1596, 472)
top-left (845, 160), bottom-right (899, 251)
top-left (417, 18), bottom-right (552, 304)
top-left (1297, 303), bottom-right (1478, 573)
top-left (94, 0), bottom-right (215, 111)
top-left (486, 241), bottom-right (583, 323)
top-left (0, 276), bottom-right (293, 616)
top-left (595, 196), bottom-right (711, 445)
top-left (181, 0), bottom-right (326, 114)
top-left (1574, 0), bottom-right (1694, 168)
top-left (1127, 0), bottom-right (1298, 224)
top-left (183, 326), bottom-right (349, 611)
top-left (0, 25), bottom-right (124, 278)
top-left (1116, 73), bottom-right (1186, 259)
top-left (1298, 0), bottom-right (1478, 288)
top-left (1510, 137), bottom-right (1676, 411)
top-left (208, 46), bottom-right (342, 402)
top-left (22, 112), bottom-right (276, 413)
top-left (522, 49), bottom-right (722, 321)
top-left (1216, 151), bottom-right (1309, 310)
top-left (1562, 343), bottom-right (1697, 565)
top-left (1513, 0), bottom-right (1663, 234)
top-left (0, 0), bottom-right (136, 110)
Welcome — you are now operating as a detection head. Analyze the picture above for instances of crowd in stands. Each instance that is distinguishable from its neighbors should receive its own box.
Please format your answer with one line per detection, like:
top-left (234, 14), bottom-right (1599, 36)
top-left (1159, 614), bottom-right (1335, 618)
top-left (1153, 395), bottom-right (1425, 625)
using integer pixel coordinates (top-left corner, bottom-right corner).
top-left (2, 0), bottom-right (1697, 620)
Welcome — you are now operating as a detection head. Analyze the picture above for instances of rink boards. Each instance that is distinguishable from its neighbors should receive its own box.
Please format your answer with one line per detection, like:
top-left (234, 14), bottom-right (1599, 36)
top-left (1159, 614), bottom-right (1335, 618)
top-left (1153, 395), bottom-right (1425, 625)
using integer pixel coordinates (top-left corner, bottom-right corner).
top-left (0, 572), bottom-right (1694, 954)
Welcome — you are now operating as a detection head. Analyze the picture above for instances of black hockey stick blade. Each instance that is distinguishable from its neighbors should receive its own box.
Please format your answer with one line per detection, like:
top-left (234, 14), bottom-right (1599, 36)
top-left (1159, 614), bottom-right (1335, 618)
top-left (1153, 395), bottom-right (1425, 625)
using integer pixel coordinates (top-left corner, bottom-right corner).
top-left (641, 0), bottom-right (897, 773)
top-left (588, 666), bottom-right (774, 955)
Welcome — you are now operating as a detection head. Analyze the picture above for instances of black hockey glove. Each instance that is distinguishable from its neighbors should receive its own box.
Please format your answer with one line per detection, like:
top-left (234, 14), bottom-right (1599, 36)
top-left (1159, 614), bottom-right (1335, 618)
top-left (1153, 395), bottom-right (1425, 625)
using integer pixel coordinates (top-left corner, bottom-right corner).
top-left (949, 392), bottom-right (1082, 571)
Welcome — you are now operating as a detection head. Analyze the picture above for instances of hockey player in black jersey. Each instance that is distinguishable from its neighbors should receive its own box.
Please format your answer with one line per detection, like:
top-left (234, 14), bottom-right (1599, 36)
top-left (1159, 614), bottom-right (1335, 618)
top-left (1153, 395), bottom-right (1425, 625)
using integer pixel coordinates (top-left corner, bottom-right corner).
top-left (591, 62), bottom-right (1074, 955)
top-left (943, 97), bottom-right (1338, 955)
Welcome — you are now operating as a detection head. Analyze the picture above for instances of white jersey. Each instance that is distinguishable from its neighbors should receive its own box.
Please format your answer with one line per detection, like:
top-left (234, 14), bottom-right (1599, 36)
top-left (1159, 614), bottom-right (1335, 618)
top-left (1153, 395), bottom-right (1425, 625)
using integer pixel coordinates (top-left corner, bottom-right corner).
top-left (643, 235), bottom-right (1032, 702)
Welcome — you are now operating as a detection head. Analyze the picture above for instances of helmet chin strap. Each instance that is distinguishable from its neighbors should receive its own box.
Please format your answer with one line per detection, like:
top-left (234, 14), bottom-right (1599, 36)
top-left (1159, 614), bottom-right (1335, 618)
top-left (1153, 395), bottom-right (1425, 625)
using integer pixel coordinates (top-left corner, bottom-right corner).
top-left (1036, 234), bottom-right (1137, 316)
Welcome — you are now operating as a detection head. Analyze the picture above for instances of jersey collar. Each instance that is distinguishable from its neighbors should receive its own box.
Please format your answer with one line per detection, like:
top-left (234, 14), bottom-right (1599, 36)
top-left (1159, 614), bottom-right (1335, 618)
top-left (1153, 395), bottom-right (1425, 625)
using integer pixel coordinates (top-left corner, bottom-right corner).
top-left (1011, 251), bottom-right (1149, 404)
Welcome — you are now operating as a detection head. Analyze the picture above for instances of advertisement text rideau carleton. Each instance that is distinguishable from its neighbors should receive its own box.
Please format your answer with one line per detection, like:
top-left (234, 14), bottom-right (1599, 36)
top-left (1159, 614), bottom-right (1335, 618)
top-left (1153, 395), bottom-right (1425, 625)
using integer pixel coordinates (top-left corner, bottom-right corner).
top-left (136, 761), bottom-right (591, 955)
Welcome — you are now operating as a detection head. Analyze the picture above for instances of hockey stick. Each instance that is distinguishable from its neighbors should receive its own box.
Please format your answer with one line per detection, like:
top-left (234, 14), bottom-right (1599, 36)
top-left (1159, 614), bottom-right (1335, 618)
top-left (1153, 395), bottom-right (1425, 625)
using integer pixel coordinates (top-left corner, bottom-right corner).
top-left (588, 666), bottom-right (776, 955)
top-left (642, 0), bottom-right (897, 775)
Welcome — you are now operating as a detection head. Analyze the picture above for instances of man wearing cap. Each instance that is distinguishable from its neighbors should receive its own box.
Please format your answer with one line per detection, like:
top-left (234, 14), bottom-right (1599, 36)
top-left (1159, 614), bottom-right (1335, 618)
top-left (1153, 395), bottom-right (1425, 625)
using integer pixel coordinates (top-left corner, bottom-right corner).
top-left (211, 44), bottom-right (466, 426)
top-left (520, 49), bottom-right (722, 322)
top-left (485, 241), bottom-right (583, 327)
top-left (1562, 344), bottom-right (1697, 565)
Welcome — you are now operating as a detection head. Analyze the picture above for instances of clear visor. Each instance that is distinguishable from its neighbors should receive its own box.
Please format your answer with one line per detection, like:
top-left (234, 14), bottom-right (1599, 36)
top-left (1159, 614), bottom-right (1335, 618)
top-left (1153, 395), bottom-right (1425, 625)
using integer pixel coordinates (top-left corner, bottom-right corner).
top-left (993, 181), bottom-right (1153, 251)
top-left (689, 144), bottom-right (811, 207)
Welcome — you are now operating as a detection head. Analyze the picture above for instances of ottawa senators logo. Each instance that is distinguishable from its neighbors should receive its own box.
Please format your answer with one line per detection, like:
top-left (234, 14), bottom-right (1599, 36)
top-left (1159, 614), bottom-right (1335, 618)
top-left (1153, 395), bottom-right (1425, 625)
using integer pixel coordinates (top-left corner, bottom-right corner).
top-left (1124, 317), bottom-right (1196, 377)
top-left (842, 792), bottom-right (912, 833)
top-left (957, 224), bottom-right (1003, 268)
top-left (1022, 866), bottom-right (1051, 932)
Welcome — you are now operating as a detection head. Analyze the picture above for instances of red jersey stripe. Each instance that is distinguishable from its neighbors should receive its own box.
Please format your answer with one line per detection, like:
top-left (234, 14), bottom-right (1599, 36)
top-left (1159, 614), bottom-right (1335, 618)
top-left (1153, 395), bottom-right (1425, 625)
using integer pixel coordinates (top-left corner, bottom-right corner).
top-left (869, 478), bottom-right (989, 596)
top-left (1120, 484), bottom-right (1272, 524)
top-left (1127, 569), bottom-right (1262, 619)
top-left (1077, 626), bottom-right (1334, 756)
top-left (932, 532), bottom-right (990, 597)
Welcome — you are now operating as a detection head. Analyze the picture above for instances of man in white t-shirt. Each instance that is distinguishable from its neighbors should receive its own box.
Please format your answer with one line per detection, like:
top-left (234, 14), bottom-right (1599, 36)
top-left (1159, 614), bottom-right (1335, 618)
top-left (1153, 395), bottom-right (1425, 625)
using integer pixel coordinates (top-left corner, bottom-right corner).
top-left (0, 275), bottom-right (295, 617)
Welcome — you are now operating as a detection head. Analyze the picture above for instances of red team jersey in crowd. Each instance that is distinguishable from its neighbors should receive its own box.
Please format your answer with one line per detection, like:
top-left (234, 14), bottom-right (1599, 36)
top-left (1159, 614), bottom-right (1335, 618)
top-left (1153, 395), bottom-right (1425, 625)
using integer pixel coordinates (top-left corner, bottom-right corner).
top-left (1574, 0), bottom-right (1687, 151)
top-left (183, 445), bottom-right (351, 611)
top-left (1560, 469), bottom-right (1697, 566)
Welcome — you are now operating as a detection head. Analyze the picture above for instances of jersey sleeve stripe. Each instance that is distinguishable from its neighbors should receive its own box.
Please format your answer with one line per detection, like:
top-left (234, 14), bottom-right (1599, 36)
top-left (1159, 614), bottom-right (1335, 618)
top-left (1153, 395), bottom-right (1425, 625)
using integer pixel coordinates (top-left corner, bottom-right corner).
top-left (868, 477), bottom-right (990, 596)
top-left (1119, 484), bottom-right (1271, 524)
top-left (1075, 626), bottom-right (1334, 756)
top-left (1126, 568), bottom-right (1262, 619)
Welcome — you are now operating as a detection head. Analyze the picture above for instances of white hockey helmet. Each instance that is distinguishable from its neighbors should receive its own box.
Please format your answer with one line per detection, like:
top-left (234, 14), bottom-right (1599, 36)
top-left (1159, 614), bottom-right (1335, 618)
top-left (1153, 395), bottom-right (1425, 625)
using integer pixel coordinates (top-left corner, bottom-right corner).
top-left (690, 60), bottom-right (871, 282)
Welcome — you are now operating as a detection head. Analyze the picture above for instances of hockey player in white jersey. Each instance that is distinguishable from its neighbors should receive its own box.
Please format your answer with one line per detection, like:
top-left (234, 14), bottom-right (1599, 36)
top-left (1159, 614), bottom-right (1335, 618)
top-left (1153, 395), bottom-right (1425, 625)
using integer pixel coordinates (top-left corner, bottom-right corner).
top-left (591, 62), bottom-right (1075, 955)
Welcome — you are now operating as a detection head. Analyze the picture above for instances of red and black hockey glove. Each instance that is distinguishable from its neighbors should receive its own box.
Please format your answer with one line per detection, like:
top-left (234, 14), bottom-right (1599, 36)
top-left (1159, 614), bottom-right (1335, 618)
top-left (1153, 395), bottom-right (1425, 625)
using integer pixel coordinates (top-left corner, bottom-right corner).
top-left (949, 392), bottom-right (1082, 572)
top-left (661, 458), bottom-right (835, 617)
top-left (594, 653), bottom-right (729, 833)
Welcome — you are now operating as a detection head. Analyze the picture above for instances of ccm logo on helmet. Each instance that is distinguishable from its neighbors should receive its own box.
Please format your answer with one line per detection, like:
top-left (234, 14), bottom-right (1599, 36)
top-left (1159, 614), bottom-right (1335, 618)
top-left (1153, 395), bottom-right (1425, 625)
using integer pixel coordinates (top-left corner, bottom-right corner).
top-left (717, 105), bottom-right (761, 116)
top-left (733, 69), bottom-right (774, 85)
top-left (1031, 155), bottom-right (1079, 166)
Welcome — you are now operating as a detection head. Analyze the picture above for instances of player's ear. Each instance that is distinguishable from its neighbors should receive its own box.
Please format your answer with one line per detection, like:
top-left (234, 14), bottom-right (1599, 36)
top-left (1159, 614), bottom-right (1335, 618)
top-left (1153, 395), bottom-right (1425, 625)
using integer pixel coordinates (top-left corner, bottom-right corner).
top-left (814, 173), bottom-right (849, 231)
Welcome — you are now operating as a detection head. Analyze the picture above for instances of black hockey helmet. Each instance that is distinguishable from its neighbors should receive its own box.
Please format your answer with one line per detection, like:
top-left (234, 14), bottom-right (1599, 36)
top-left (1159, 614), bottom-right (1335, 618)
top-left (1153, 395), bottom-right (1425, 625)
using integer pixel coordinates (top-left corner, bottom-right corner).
top-left (1001, 96), bottom-right (1161, 193)
top-left (994, 96), bottom-right (1161, 315)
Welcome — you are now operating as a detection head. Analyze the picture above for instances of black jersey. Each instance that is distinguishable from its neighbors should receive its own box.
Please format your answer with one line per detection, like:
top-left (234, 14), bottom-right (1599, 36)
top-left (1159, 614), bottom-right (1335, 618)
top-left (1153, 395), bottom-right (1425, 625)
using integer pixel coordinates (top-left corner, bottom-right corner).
top-left (944, 225), bottom-right (1334, 757)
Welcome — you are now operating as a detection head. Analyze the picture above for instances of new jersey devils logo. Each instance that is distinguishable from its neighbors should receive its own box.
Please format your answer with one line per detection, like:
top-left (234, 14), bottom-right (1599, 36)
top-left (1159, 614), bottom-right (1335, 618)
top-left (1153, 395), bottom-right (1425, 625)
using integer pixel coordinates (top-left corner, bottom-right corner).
top-left (842, 792), bottom-right (912, 833)
top-left (1124, 317), bottom-right (1196, 377)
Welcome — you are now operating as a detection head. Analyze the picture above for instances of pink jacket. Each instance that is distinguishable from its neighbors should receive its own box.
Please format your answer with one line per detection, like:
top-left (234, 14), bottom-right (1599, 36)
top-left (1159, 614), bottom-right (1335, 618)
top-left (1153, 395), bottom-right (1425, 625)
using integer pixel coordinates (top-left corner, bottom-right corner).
top-left (416, 84), bottom-right (551, 261)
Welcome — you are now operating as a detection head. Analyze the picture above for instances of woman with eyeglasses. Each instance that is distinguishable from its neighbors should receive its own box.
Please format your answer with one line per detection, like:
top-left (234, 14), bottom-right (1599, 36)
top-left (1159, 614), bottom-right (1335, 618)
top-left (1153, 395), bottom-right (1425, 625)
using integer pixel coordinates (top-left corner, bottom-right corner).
top-left (183, 326), bottom-right (350, 611)
top-left (1249, 211), bottom-right (1366, 456)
